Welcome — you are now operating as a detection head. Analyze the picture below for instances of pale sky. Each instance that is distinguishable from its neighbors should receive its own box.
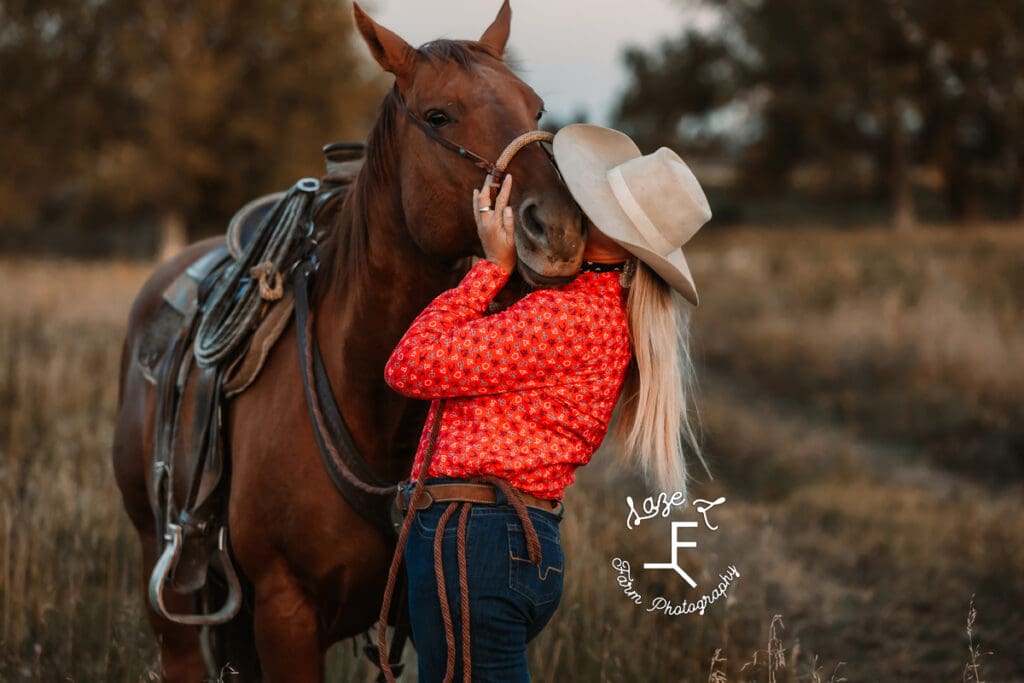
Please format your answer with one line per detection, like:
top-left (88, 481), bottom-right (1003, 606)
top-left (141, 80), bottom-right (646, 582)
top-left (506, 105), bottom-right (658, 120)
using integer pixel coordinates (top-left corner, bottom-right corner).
top-left (359, 0), bottom-right (698, 126)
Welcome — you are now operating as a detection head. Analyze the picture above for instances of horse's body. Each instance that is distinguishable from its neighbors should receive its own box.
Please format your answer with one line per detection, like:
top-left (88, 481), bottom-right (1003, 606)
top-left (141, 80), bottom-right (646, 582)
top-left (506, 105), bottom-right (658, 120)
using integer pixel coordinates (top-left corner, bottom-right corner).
top-left (112, 3), bottom-right (584, 679)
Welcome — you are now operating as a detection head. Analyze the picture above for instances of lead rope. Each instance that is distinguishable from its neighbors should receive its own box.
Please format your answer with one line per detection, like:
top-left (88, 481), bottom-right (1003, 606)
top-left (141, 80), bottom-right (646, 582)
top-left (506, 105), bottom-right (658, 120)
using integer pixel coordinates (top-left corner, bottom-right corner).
top-left (432, 501), bottom-right (461, 682)
top-left (377, 401), bottom-right (545, 683)
top-left (429, 480), bottom-right (541, 683)
top-left (378, 399), bottom-right (446, 682)
top-left (455, 503), bottom-right (473, 679)
top-left (475, 475), bottom-right (542, 564)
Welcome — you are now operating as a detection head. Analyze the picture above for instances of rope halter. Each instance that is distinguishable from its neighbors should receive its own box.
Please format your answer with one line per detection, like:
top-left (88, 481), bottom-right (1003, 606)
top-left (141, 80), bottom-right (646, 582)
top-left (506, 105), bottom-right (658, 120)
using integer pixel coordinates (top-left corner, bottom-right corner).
top-left (486, 129), bottom-right (554, 188)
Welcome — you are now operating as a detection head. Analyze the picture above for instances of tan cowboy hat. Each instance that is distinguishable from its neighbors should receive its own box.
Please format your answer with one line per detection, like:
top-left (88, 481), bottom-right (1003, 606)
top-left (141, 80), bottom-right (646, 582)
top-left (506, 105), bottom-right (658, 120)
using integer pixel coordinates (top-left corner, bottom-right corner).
top-left (552, 124), bottom-right (712, 306)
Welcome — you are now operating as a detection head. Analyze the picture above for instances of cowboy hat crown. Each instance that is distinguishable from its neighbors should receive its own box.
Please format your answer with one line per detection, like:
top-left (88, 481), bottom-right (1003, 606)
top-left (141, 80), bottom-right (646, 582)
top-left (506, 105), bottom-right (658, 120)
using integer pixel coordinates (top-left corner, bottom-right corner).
top-left (552, 124), bottom-right (711, 306)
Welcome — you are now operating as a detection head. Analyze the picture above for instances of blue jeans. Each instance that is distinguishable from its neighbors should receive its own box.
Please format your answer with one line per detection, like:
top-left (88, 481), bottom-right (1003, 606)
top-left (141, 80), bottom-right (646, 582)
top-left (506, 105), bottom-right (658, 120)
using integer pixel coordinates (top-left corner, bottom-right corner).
top-left (402, 476), bottom-right (566, 682)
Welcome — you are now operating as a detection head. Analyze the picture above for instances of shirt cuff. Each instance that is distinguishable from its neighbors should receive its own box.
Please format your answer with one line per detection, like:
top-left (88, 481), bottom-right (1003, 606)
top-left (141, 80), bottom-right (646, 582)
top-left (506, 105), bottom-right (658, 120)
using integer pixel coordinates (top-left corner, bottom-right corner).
top-left (456, 259), bottom-right (511, 310)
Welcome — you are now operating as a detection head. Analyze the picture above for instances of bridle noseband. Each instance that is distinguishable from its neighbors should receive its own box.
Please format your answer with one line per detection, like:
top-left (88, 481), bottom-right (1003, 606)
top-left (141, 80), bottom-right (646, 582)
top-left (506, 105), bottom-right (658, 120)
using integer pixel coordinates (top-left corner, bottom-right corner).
top-left (398, 94), bottom-right (555, 190)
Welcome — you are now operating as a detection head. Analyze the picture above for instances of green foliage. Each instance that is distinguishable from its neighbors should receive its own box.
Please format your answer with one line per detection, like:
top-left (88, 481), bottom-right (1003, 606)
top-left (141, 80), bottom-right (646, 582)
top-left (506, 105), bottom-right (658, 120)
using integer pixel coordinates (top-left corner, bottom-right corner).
top-left (0, 0), bottom-right (387, 237)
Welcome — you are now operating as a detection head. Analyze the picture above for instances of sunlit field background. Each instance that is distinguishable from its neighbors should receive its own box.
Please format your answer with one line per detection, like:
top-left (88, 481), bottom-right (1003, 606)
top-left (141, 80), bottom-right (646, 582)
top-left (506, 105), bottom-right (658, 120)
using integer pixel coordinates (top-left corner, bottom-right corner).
top-left (4, 0), bottom-right (1024, 679)
top-left (2, 223), bottom-right (1021, 681)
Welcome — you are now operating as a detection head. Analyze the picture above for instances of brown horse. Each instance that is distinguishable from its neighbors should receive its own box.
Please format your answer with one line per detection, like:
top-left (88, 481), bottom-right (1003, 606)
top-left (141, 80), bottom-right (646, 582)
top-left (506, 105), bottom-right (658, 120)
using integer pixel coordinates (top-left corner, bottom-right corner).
top-left (112, 2), bottom-right (584, 680)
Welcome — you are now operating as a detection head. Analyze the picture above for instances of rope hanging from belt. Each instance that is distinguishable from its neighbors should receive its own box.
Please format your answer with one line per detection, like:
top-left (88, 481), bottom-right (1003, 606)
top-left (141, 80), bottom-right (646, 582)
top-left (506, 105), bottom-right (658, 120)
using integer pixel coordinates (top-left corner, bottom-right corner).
top-left (377, 400), bottom-right (544, 683)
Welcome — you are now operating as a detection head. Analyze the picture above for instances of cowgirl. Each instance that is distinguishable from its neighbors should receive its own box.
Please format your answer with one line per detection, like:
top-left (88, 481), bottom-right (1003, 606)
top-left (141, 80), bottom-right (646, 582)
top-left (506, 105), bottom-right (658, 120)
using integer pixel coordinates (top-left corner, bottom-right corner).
top-left (382, 124), bottom-right (714, 682)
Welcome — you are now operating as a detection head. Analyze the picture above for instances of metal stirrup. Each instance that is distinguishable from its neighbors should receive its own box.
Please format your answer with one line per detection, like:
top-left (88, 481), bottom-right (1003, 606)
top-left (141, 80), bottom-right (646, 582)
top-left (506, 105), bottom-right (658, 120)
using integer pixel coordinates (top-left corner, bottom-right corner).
top-left (149, 526), bottom-right (243, 626)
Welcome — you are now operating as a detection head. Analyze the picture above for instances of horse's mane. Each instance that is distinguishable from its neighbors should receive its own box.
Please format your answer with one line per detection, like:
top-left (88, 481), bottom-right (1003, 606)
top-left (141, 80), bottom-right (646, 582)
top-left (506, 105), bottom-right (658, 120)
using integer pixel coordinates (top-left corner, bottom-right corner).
top-left (418, 39), bottom-right (502, 66)
top-left (314, 39), bottom-right (501, 302)
top-left (313, 88), bottom-right (401, 303)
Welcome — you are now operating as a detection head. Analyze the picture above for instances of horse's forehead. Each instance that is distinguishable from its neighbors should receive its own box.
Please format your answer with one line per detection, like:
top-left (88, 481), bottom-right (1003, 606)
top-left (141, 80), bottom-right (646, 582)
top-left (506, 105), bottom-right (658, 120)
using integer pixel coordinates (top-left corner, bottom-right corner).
top-left (412, 59), bottom-right (534, 108)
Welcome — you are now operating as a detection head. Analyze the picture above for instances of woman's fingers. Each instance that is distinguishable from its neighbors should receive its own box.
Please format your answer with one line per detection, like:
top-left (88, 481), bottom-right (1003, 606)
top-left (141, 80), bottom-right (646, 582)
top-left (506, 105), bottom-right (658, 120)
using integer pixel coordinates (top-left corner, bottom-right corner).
top-left (494, 176), bottom-right (514, 243)
top-left (473, 188), bottom-right (492, 230)
top-left (503, 206), bottom-right (514, 243)
top-left (479, 176), bottom-right (494, 207)
top-left (473, 174), bottom-right (517, 273)
top-left (493, 174), bottom-right (513, 216)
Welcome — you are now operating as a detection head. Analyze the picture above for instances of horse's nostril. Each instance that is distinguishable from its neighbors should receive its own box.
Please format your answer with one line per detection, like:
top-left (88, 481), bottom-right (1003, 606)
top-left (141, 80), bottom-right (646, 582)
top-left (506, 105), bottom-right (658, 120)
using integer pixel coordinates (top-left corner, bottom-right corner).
top-left (520, 202), bottom-right (545, 241)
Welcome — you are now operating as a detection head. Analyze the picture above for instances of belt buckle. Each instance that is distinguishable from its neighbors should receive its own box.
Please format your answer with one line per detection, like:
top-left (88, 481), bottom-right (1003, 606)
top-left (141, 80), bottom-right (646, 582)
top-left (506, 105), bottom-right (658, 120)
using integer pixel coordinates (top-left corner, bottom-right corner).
top-left (398, 483), bottom-right (434, 512)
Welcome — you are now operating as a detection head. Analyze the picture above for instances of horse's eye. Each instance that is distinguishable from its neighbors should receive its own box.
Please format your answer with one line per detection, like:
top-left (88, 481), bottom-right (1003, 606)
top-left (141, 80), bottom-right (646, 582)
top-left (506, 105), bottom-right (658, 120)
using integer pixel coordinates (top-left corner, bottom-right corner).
top-left (425, 110), bottom-right (451, 128)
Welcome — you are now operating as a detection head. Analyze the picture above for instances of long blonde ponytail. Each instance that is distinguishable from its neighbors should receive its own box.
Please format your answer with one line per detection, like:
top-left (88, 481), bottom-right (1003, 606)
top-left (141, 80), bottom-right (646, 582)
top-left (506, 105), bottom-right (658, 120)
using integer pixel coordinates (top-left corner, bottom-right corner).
top-left (610, 260), bottom-right (710, 499)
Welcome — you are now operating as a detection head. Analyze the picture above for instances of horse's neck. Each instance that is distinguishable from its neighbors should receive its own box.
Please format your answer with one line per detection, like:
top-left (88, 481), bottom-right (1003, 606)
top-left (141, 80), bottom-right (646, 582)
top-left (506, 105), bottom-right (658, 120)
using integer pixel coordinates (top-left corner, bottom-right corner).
top-left (313, 177), bottom-right (465, 480)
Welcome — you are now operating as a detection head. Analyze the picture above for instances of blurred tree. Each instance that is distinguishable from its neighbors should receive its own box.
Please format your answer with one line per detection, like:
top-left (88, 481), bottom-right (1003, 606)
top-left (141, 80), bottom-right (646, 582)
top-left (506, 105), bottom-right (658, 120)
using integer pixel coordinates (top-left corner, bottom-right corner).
top-left (614, 0), bottom-right (1024, 226)
top-left (912, 0), bottom-right (1024, 221)
top-left (0, 0), bottom-right (386, 251)
top-left (616, 30), bottom-right (742, 155)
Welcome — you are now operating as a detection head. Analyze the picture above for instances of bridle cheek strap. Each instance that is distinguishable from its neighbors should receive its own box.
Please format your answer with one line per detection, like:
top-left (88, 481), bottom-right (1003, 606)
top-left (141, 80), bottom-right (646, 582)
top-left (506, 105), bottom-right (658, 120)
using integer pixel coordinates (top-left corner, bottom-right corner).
top-left (400, 99), bottom-right (554, 191)
top-left (402, 107), bottom-right (497, 175)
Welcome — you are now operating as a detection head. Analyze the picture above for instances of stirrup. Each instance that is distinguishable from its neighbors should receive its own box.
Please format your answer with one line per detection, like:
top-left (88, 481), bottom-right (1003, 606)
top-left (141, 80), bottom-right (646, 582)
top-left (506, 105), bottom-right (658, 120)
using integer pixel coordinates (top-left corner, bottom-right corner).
top-left (149, 525), bottom-right (243, 625)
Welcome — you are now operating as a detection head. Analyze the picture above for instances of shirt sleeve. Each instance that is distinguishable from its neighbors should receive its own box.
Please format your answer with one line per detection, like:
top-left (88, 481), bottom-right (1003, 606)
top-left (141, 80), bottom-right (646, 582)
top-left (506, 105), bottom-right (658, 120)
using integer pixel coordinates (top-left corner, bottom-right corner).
top-left (384, 259), bottom-right (602, 399)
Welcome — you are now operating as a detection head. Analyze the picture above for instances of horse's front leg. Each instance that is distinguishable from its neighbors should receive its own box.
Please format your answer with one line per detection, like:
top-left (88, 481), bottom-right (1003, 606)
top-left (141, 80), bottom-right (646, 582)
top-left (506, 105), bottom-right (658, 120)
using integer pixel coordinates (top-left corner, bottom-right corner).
top-left (228, 462), bottom-right (327, 682)
top-left (137, 530), bottom-right (211, 682)
top-left (250, 559), bottom-right (325, 682)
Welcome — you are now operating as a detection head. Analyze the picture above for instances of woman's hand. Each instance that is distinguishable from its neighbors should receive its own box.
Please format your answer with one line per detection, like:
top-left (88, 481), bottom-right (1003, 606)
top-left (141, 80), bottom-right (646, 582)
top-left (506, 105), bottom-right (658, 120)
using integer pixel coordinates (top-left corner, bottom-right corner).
top-left (473, 174), bottom-right (516, 275)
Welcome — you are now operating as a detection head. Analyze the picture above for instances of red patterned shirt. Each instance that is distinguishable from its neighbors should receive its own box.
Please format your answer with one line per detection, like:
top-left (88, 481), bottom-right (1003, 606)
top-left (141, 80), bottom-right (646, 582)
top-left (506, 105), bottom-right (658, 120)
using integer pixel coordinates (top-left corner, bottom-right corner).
top-left (384, 259), bottom-right (633, 500)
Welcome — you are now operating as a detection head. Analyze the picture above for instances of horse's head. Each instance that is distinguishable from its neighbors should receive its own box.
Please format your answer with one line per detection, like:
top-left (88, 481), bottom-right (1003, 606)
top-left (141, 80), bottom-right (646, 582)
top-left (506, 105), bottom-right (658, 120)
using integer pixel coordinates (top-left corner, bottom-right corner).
top-left (354, 1), bottom-right (584, 285)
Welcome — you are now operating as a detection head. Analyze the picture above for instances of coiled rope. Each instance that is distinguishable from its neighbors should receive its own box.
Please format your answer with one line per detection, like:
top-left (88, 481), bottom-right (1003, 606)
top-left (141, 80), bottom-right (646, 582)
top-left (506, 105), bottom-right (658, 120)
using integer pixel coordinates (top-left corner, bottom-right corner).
top-left (194, 178), bottom-right (320, 368)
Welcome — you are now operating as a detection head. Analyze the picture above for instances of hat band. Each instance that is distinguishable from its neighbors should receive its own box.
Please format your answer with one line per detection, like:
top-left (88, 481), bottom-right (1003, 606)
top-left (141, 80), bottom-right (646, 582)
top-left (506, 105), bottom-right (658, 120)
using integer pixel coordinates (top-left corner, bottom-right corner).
top-left (607, 166), bottom-right (677, 256)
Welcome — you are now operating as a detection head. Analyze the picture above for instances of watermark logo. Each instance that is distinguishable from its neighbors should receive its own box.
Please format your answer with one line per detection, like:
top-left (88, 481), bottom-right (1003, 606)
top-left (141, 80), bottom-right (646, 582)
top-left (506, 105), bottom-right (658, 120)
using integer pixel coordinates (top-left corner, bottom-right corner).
top-left (612, 493), bottom-right (740, 616)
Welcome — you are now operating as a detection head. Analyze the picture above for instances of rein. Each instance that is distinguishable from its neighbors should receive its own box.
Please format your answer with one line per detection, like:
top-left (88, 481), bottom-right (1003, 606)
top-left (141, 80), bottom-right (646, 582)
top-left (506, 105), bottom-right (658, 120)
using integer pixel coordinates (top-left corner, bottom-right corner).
top-left (398, 93), bottom-right (554, 189)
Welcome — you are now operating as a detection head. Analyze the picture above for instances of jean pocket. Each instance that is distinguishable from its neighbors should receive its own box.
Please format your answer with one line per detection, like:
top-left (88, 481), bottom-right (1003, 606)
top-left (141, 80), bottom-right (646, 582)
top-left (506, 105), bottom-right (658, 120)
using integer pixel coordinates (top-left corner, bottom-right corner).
top-left (412, 506), bottom-right (460, 541)
top-left (507, 522), bottom-right (565, 607)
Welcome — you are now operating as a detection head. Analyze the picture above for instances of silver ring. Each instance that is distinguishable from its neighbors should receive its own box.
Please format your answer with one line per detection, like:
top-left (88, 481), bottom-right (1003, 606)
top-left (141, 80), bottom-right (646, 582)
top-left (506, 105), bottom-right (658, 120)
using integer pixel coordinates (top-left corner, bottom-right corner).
top-left (478, 206), bottom-right (492, 213)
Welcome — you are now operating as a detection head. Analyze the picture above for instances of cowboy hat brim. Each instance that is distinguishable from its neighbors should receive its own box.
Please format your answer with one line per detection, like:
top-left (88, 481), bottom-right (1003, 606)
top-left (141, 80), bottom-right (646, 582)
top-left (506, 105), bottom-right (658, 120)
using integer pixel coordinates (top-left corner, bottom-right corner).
top-left (552, 124), bottom-right (700, 306)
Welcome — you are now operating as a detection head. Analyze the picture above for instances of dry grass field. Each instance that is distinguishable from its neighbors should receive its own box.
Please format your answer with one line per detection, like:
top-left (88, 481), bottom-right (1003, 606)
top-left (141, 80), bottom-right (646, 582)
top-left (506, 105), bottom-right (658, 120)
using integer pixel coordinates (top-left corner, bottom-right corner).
top-left (1, 224), bottom-right (1022, 681)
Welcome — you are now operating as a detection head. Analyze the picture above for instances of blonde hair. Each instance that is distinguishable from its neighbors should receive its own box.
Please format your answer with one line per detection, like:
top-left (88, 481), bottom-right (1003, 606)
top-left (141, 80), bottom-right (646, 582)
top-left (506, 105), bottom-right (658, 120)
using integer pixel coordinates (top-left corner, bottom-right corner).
top-left (609, 259), bottom-right (710, 499)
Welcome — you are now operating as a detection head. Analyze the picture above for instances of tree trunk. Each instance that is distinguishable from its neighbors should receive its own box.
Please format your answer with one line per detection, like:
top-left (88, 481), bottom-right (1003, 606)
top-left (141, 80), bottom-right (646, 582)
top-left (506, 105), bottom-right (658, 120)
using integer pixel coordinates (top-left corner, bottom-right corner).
top-left (158, 208), bottom-right (188, 262)
top-left (1016, 151), bottom-right (1024, 222)
top-left (961, 168), bottom-right (984, 227)
top-left (887, 102), bottom-right (916, 231)
top-left (1019, 180), bottom-right (1024, 222)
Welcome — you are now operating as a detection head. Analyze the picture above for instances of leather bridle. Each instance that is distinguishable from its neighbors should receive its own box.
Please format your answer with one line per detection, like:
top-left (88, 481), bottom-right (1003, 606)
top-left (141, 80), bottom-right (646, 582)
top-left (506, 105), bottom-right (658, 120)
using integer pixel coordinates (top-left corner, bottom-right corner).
top-left (398, 93), bottom-right (554, 190)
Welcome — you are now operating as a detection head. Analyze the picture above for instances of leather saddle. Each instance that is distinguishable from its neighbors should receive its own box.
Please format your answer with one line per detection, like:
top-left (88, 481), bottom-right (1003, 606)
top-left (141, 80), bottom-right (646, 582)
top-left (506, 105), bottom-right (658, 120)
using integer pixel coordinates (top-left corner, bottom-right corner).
top-left (140, 142), bottom-right (365, 624)
top-left (139, 141), bottom-right (364, 390)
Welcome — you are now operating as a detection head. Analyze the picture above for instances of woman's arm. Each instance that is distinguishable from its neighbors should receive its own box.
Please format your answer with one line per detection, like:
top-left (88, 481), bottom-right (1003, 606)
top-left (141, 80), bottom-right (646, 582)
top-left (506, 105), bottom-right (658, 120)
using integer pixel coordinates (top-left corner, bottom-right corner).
top-left (384, 259), bottom-right (605, 399)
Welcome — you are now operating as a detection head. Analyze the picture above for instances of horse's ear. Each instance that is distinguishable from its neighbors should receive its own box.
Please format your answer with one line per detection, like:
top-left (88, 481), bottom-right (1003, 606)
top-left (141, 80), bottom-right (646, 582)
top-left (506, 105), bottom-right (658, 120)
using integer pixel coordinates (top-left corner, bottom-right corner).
top-left (479, 0), bottom-right (512, 57)
top-left (353, 2), bottom-right (416, 88)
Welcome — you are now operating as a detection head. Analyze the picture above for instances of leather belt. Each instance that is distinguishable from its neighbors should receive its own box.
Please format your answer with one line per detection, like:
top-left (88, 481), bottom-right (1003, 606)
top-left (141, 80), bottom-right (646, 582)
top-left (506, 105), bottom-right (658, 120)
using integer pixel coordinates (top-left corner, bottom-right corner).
top-left (396, 482), bottom-right (562, 515)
